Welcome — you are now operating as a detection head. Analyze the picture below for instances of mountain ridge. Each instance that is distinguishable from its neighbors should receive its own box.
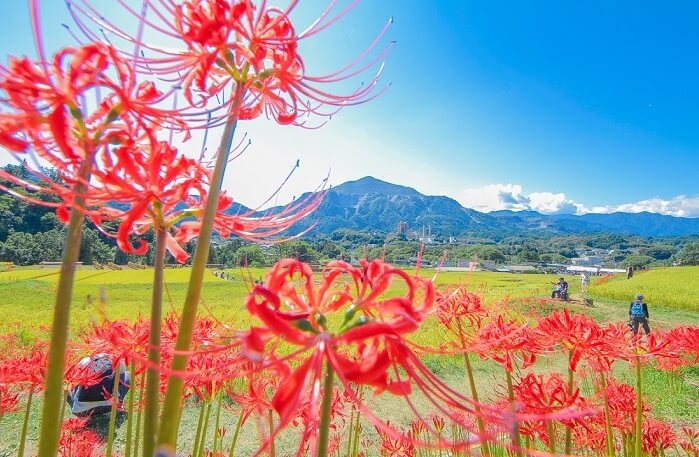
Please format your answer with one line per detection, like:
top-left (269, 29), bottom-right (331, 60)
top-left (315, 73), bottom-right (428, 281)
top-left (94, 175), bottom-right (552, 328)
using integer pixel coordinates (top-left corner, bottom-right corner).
top-left (268, 177), bottom-right (699, 238)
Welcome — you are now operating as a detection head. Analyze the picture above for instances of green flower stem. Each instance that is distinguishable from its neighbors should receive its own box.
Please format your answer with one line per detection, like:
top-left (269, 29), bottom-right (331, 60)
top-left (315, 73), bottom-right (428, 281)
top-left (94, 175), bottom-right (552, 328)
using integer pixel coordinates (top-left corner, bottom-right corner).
top-left (351, 409), bottom-right (361, 457)
top-left (464, 352), bottom-right (490, 457)
top-left (600, 372), bottom-right (616, 457)
top-left (106, 364), bottom-right (123, 456)
top-left (505, 369), bottom-right (522, 457)
top-left (634, 356), bottom-right (643, 457)
top-left (317, 363), bottom-right (335, 457)
top-left (197, 400), bottom-right (213, 457)
top-left (212, 393), bottom-right (223, 455)
top-left (565, 351), bottom-right (575, 455)
top-left (345, 407), bottom-right (355, 457)
top-left (59, 387), bottom-right (67, 423)
top-left (192, 401), bottom-right (207, 457)
top-left (134, 371), bottom-right (145, 457)
top-left (17, 389), bottom-right (34, 457)
top-left (125, 361), bottom-right (136, 457)
top-left (228, 410), bottom-right (245, 457)
top-left (37, 154), bottom-right (95, 457)
top-left (143, 227), bottom-right (167, 457)
top-left (157, 88), bottom-right (244, 452)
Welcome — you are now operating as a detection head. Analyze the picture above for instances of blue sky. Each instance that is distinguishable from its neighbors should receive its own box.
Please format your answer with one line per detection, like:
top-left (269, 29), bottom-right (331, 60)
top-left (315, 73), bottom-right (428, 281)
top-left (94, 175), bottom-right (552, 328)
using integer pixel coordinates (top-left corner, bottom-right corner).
top-left (1, 1), bottom-right (698, 216)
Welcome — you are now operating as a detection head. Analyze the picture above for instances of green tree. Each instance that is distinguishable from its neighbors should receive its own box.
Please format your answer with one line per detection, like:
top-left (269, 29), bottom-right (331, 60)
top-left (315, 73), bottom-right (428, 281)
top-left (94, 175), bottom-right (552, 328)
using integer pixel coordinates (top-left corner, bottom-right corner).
top-left (236, 244), bottom-right (268, 267)
top-left (675, 243), bottom-right (699, 266)
top-left (0, 232), bottom-right (41, 265)
top-left (621, 255), bottom-right (655, 269)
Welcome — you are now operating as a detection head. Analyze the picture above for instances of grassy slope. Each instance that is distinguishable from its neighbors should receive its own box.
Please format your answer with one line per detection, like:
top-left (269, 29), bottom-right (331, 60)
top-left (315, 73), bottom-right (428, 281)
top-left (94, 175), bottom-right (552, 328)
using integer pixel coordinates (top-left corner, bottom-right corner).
top-left (591, 266), bottom-right (699, 312)
top-left (0, 266), bottom-right (697, 455)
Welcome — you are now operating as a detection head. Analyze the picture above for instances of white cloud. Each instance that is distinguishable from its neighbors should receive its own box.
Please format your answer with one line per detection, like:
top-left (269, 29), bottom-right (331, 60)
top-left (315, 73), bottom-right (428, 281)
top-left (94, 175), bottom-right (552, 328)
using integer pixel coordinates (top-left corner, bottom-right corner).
top-left (591, 195), bottom-right (699, 218)
top-left (460, 184), bottom-right (584, 215)
top-left (459, 184), bottom-right (699, 217)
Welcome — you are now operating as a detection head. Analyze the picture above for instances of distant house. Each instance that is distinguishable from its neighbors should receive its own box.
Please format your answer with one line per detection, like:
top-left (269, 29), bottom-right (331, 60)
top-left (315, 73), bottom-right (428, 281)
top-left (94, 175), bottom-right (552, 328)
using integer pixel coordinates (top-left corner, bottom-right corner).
top-left (572, 256), bottom-right (604, 267)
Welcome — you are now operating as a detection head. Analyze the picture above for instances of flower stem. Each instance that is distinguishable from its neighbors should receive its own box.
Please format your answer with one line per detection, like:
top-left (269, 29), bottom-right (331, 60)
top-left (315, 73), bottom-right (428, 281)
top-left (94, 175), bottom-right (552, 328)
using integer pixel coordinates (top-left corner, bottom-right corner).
top-left (125, 360), bottom-right (136, 457)
top-left (157, 88), bottom-right (244, 452)
top-left (37, 154), bottom-right (94, 457)
top-left (192, 401), bottom-right (207, 457)
top-left (634, 356), bottom-right (643, 457)
top-left (464, 352), bottom-right (489, 457)
top-left (17, 389), bottom-right (34, 457)
top-left (546, 421), bottom-right (556, 455)
top-left (197, 399), bottom-right (213, 457)
top-left (317, 363), bottom-right (335, 457)
top-left (269, 409), bottom-right (276, 457)
top-left (212, 393), bottom-right (223, 455)
top-left (600, 372), bottom-right (616, 457)
top-left (345, 407), bottom-right (355, 457)
top-left (565, 351), bottom-right (574, 455)
top-left (134, 371), bottom-right (145, 457)
top-left (228, 410), bottom-right (245, 457)
top-left (143, 227), bottom-right (166, 457)
top-left (505, 369), bottom-right (522, 457)
top-left (106, 363), bottom-right (123, 456)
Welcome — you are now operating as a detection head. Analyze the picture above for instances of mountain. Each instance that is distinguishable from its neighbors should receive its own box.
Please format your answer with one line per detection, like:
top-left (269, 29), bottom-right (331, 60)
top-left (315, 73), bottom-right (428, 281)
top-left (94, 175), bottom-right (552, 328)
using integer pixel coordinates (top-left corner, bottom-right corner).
top-left (269, 177), bottom-right (699, 238)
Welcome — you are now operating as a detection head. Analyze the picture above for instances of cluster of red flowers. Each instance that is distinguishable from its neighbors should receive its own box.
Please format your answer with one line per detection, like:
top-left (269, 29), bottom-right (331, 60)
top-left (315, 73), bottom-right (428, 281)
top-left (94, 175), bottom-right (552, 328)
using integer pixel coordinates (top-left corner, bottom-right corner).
top-left (2, 264), bottom-right (699, 456)
top-left (1, 0), bottom-right (390, 263)
top-left (2, 1), bottom-right (698, 457)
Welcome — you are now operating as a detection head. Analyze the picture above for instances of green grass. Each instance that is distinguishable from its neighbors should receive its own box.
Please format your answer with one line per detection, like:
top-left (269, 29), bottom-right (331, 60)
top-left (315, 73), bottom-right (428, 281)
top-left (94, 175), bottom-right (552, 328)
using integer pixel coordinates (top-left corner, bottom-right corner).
top-left (591, 266), bottom-right (699, 312)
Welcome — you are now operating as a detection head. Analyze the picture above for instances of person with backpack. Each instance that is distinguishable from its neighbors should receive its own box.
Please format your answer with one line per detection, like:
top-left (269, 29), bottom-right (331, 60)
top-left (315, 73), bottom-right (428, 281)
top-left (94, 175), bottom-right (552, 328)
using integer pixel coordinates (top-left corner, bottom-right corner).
top-left (66, 354), bottom-right (130, 416)
top-left (628, 293), bottom-right (650, 336)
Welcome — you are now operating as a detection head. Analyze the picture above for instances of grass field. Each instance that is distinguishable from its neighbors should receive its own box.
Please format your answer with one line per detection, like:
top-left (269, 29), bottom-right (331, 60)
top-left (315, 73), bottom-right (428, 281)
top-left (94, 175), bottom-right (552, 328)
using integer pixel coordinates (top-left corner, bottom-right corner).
top-left (591, 266), bottom-right (699, 312)
top-left (0, 265), bottom-right (697, 455)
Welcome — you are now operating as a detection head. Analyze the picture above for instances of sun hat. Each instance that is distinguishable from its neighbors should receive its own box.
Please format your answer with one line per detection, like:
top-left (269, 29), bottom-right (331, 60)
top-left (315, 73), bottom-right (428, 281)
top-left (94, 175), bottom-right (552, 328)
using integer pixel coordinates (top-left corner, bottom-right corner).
top-left (635, 293), bottom-right (644, 301)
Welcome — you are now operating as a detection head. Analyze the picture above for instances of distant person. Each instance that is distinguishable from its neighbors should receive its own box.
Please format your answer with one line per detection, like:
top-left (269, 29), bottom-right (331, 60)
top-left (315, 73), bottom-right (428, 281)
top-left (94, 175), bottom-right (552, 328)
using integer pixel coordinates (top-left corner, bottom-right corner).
top-left (67, 354), bottom-right (130, 416)
top-left (627, 266), bottom-right (634, 280)
top-left (551, 280), bottom-right (562, 299)
top-left (580, 272), bottom-right (590, 294)
top-left (628, 293), bottom-right (651, 336)
top-left (551, 277), bottom-right (569, 300)
top-left (558, 277), bottom-right (569, 301)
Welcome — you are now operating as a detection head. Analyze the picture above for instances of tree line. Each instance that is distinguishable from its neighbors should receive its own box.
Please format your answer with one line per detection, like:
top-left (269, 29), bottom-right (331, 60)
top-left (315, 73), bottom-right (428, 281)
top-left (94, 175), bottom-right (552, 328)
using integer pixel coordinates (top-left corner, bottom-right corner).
top-left (1, 165), bottom-right (698, 267)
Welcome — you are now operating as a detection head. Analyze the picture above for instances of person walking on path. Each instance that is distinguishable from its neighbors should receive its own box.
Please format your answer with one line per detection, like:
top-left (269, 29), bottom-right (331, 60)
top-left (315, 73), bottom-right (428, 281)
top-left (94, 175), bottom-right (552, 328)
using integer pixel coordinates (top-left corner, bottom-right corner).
top-left (628, 293), bottom-right (651, 336)
top-left (580, 272), bottom-right (590, 295)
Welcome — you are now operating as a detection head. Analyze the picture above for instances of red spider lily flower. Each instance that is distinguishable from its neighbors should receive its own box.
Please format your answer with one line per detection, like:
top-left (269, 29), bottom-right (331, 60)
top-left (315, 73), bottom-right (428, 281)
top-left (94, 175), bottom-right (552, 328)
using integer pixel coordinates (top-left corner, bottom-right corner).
top-left (92, 127), bottom-right (324, 262)
top-left (583, 322), bottom-right (628, 373)
top-left (533, 309), bottom-right (605, 372)
top-left (616, 329), bottom-right (682, 370)
top-left (659, 325), bottom-right (699, 369)
top-left (680, 426), bottom-right (699, 456)
top-left (601, 379), bottom-right (650, 433)
top-left (436, 287), bottom-right (489, 350)
top-left (88, 128), bottom-right (209, 260)
top-left (0, 41), bottom-right (182, 223)
top-left (0, 383), bottom-right (21, 418)
top-left (513, 373), bottom-right (590, 446)
top-left (81, 319), bottom-right (150, 369)
top-left (377, 423), bottom-right (415, 457)
top-left (242, 258), bottom-right (497, 454)
top-left (642, 419), bottom-right (676, 456)
top-left (9, 346), bottom-right (50, 392)
top-left (474, 315), bottom-right (535, 372)
top-left (184, 349), bottom-right (245, 401)
top-left (571, 425), bottom-right (609, 454)
top-left (58, 417), bottom-right (103, 457)
top-left (67, 0), bottom-right (392, 127)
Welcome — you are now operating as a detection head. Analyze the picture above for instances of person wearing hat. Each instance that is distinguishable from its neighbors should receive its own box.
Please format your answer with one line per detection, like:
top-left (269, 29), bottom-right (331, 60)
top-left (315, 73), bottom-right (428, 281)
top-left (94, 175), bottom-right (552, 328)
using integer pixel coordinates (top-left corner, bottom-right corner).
top-left (628, 293), bottom-right (650, 336)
